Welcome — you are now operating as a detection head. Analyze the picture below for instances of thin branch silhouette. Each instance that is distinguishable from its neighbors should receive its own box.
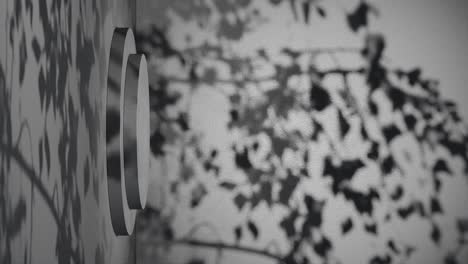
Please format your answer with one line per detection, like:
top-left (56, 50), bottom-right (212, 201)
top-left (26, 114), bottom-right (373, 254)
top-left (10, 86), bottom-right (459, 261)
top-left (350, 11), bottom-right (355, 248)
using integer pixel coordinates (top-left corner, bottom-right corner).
top-left (167, 238), bottom-right (285, 263)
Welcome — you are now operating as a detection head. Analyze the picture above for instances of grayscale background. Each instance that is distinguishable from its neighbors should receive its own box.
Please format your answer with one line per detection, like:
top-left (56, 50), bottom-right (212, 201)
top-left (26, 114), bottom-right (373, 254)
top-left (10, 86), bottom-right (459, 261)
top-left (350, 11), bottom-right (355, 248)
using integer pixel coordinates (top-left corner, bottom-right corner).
top-left (2, 0), bottom-right (468, 264)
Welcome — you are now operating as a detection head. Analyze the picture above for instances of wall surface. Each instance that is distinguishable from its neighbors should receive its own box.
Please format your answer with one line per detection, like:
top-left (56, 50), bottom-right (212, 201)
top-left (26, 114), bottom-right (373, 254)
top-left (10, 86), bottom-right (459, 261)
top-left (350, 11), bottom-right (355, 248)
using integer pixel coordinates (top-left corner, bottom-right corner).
top-left (135, 1), bottom-right (468, 264)
top-left (0, 0), bottom-right (135, 263)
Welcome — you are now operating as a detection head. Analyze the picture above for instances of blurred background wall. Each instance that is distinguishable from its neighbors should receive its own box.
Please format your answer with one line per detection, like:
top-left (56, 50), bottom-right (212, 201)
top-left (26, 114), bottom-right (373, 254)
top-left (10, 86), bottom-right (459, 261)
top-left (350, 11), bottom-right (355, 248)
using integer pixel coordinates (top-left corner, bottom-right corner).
top-left (135, 1), bottom-right (468, 264)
